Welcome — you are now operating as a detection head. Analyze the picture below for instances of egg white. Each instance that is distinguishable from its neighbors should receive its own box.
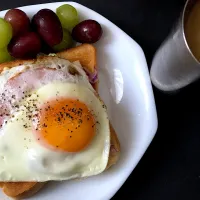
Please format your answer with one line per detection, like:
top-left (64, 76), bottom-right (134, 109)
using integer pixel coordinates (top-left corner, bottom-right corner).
top-left (0, 81), bottom-right (110, 182)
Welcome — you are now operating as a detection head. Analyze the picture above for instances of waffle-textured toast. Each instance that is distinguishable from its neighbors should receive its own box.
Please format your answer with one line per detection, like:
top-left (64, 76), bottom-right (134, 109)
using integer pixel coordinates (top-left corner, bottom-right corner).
top-left (0, 44), bottom-right (120, 199)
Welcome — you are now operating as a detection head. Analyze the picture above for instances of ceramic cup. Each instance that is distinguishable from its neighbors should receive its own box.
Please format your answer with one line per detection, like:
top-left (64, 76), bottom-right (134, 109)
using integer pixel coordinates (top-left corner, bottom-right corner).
top-left (150, 0), bottom-right (200, 91)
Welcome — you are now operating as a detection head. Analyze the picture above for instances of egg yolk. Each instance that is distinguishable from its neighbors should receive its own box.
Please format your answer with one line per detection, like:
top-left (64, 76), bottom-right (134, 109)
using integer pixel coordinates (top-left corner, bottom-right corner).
top-left (36, 98), bottom-right (96, 152)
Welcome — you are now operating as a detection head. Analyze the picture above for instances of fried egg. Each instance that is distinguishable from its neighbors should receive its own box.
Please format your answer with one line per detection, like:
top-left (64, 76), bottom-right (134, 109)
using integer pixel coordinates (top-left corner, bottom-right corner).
top-left (0, 58), bottom-right (110, 181)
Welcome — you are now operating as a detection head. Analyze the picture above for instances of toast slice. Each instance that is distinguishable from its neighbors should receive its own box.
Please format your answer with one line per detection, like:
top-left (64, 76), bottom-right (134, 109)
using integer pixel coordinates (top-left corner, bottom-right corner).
top-left (0, 44), bottom-right (120, 199)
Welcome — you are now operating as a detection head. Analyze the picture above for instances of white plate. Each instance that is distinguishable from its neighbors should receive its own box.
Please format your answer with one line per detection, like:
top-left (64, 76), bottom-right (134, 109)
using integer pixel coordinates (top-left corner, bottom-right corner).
top-left (0, 2), bottom-right (158, 200)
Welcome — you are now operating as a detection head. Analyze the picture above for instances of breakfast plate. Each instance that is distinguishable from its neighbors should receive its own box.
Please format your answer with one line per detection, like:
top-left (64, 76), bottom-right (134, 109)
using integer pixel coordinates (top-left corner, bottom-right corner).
top-left (0, 2), bottom-right (158, 200)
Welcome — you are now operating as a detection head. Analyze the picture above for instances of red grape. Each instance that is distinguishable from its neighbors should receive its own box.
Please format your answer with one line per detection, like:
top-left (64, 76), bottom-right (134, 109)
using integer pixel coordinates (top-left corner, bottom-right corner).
top-left (4, 9), bottom-right (30, 37)
top-left (41, 41), bottom-right (55, 54)
top-left (72, 20), bottom-right (103, 43)
top-left (32, 9), bottom-right (63, 47)
top-left (8, 32), bottom-right (41, 59)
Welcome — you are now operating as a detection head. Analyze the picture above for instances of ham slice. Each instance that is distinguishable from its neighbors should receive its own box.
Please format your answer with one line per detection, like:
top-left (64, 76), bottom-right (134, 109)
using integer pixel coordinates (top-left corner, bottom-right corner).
top-left (0, 67), bottom-right (72, 127)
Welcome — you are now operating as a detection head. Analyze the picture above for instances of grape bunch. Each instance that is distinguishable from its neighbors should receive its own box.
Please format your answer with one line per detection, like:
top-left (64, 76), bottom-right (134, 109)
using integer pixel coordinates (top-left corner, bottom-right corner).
top-left (0, 4), bottom-right (103, 63)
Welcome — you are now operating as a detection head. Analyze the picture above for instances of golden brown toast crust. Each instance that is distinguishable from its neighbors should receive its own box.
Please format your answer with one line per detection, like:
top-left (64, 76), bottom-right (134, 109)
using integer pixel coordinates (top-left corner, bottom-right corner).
top-left (0, 44), bottom-right (120, 199)
top-left (1, 182), bottom-right (45, 200)
top-left (57, 44), bottom-right (96, 73)
top-left (0, 44), bottom-right (96, 73)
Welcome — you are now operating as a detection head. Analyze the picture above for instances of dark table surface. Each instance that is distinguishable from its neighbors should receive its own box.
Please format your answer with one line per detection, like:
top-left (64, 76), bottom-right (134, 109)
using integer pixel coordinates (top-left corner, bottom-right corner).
top-left (2, 0), bottom-right (200, 200)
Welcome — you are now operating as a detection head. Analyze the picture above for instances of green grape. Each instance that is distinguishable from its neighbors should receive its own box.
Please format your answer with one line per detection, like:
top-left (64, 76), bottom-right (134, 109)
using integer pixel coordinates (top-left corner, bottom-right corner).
top-left (53, 29), bottom-right (73, 52)
top-left (0, 48), bottom-right (13, 63)
top-left (56, 4), bottom-right (79, 31)
top-left (0, 18), bottom-right (12, 48)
